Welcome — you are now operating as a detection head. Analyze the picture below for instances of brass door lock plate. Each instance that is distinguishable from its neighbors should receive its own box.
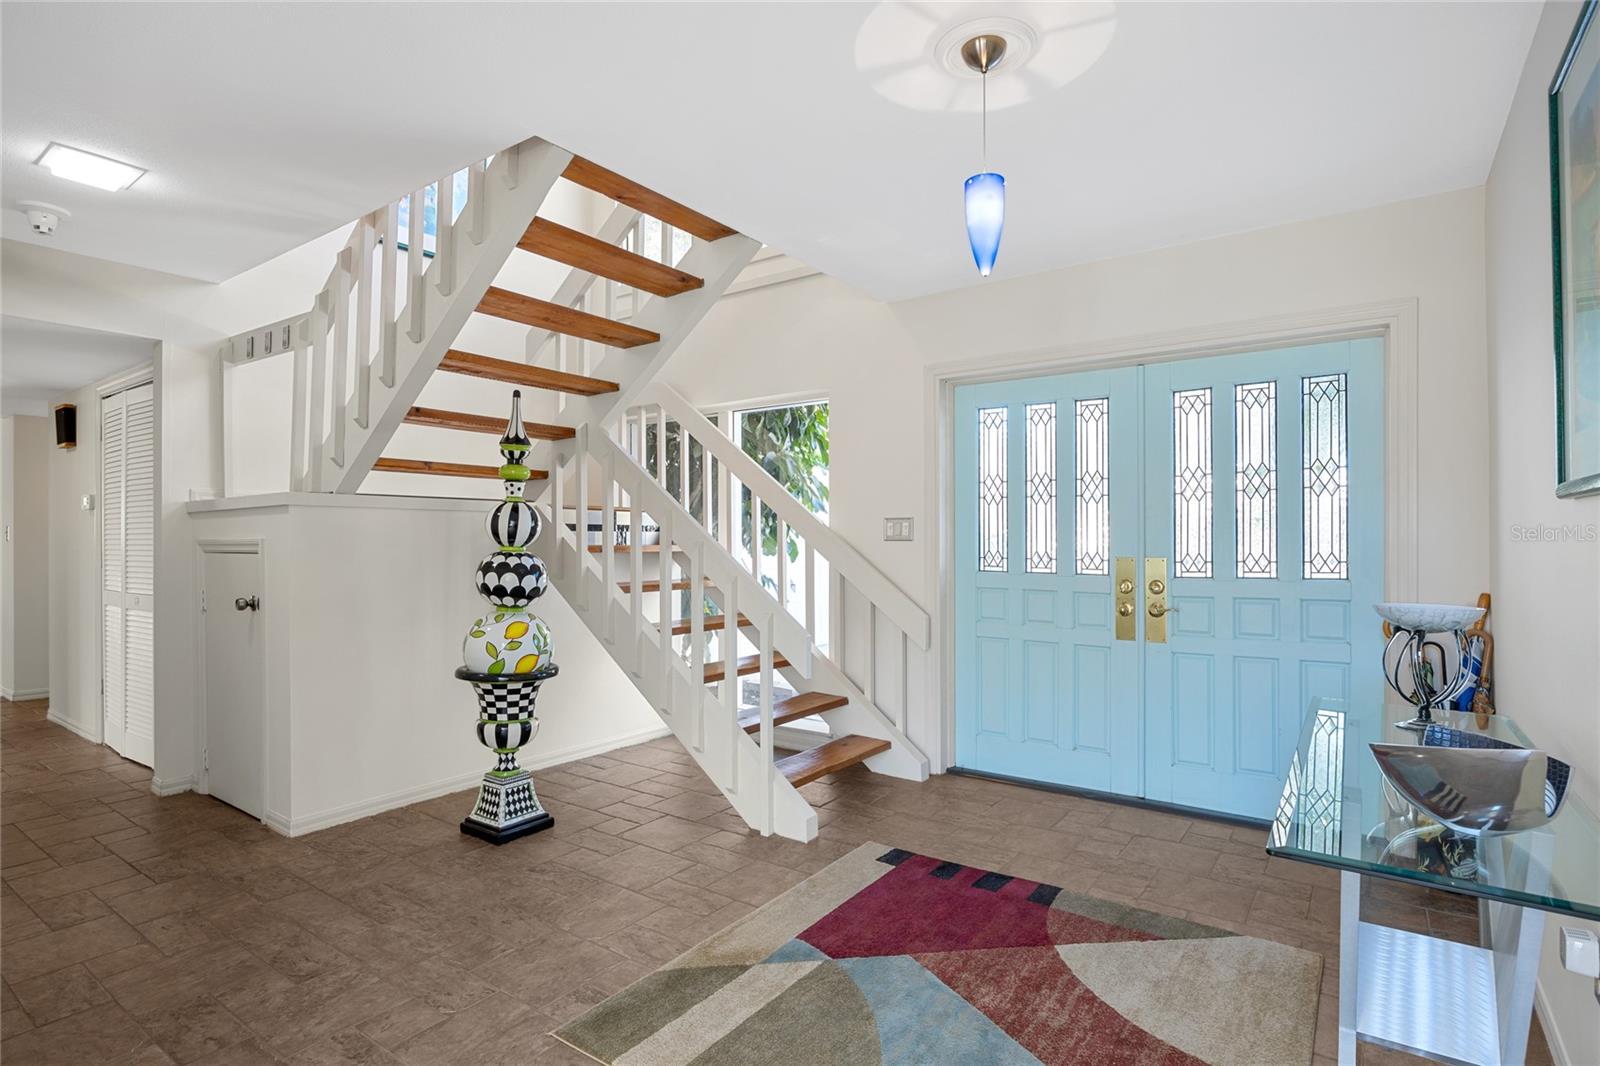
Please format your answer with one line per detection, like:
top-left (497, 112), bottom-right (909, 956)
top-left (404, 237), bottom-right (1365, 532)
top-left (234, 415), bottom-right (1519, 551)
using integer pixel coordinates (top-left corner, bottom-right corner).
top-left (1145, 557), bottom-right (1169, 643)
top-left (1114, 557), bottom-right (1136, 641)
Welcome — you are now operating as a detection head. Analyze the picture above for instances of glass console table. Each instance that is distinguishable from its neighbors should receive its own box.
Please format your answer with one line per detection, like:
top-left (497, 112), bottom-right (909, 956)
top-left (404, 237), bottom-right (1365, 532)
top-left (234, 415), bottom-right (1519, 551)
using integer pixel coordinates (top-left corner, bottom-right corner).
top-left (1267, 700), bottom-right (1599, 1066)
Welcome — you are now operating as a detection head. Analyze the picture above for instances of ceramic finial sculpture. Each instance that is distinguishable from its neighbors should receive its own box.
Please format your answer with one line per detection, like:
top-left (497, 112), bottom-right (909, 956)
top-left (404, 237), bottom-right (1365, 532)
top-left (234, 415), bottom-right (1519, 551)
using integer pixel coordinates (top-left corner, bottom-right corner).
top-left (454, 390), bottom-right (557, 843)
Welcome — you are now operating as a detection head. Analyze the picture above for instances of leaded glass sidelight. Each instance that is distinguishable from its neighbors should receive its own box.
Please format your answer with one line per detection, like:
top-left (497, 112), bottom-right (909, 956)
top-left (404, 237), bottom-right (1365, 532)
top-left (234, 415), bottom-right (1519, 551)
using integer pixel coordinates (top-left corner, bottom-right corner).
top-left (1235, 381), bottom-right (1278, 578)
top-left (978, 407), bottom-right (1008, 571)
top-left (1172, 388), bottom-right (1213, 578)
top-left (1025, 403), bottom-right (1057, 573)
top-left (1302, 373), bottom-right (1349, 579)
top-left (1075, 398), bottom-right (1110, 575)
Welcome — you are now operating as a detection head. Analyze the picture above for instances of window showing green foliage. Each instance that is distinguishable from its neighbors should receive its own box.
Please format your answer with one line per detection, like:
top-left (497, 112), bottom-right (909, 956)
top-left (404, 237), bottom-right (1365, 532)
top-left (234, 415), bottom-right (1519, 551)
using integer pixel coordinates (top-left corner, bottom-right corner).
top-left (738, 402), bottom-right (829, 565)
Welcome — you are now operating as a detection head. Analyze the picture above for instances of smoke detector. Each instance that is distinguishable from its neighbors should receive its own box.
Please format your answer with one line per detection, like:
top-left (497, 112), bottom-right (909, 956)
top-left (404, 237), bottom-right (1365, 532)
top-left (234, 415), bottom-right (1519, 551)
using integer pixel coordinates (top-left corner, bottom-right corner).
top-left (17, 201), bottom-right (69, 236)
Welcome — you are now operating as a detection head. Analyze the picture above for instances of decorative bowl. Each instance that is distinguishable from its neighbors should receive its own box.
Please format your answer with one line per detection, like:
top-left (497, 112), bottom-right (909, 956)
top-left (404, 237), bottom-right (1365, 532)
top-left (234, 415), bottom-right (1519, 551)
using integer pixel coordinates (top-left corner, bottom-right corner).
top-left (1373, 602), bottom-right (1486, 632)
top-left (1370, 727), bottom-right (1571, 834)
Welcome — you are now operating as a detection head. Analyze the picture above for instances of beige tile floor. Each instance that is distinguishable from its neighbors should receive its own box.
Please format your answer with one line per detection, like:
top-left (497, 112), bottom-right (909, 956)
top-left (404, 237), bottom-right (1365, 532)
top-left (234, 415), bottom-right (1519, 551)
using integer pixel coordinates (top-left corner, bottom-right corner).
top-left (1, 697), bottom-right (1552, 1065)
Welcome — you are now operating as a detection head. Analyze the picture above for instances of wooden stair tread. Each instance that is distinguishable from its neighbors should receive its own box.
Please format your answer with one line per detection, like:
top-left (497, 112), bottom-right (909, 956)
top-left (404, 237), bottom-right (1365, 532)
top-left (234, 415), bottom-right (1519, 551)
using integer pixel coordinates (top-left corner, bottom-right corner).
top-left (617, 578), bottom-right (710, 594)
top-left (372, 457), bottom-right (548, 480)
top-left (669, 613), bottom-right (750, 637)
top-left (520, 218), bottom-right (703, 298)
top-left (562, 156), bottom-right (738, 243)
top-left (737, 691), bottom-right (850, 734)
top-left (775, 735), bottom-right (891, 788)
top-left (439, 350), bottom-right (619, 396)
top-left (702, 653), bottom-right (790, 685)
top-left (405, 406), bottom-right (574, 440)
top-left (587, 543), bottom-right (663, 553)
top-left (475, 286), bottom-right (660, 348)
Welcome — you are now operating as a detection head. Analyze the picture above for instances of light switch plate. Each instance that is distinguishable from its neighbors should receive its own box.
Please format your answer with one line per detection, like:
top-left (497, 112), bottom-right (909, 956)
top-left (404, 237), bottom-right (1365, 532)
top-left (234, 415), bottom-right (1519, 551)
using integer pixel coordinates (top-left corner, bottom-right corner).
top-left (80, 494), bottom-right (95, 512)
top-left (883, 517), bottom-right (914, 542)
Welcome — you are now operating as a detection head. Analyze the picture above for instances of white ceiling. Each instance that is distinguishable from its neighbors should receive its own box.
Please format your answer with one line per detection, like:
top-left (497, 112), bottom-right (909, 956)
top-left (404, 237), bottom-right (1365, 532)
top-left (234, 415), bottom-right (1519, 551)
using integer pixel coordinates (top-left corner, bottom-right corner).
top-left (1, 316), bottom-right (155, 417)
top-left (2, 2), bottom-right (1539, 301)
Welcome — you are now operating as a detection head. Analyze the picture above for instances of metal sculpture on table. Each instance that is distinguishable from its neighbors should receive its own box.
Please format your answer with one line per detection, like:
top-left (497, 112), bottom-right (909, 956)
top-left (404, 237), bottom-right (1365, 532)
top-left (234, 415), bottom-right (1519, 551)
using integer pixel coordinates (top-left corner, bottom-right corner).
top-left (455, 390), bottom-right (557, 843)
top-left (1374, 602), bottom-right (1485, 732)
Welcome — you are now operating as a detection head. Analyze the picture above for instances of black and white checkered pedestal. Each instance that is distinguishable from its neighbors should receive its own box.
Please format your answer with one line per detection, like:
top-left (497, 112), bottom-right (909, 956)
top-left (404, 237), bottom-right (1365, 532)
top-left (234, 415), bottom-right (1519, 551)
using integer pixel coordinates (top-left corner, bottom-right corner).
top-left (460, 768), bottom-right (553, 844)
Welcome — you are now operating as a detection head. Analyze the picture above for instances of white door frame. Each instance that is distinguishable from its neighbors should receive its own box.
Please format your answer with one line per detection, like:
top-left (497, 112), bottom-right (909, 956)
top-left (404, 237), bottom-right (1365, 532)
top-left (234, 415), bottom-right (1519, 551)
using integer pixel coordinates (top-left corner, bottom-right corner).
top-left (924, 298), bottom-right (1421, 773)
top-left (97, 363), bottom-right (156, 753)
top-left (194, 537), bottom-right (267, 824)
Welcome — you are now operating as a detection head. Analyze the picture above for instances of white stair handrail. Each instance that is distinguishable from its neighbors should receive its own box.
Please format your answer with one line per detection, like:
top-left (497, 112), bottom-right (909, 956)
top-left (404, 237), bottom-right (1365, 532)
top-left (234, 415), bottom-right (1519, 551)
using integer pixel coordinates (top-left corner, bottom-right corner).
top-left (636, 381), bottom-right (931, 651)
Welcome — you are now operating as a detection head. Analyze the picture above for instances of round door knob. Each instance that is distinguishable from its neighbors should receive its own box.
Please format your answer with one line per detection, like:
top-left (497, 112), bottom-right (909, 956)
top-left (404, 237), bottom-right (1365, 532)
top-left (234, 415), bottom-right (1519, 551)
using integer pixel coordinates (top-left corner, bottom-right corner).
top-left (234, 596), bottom-right (260, 612)
top-left (1147, 579), bottom-right (1166, 596)
top-left (1118, 603), bottom-right (1135, 617)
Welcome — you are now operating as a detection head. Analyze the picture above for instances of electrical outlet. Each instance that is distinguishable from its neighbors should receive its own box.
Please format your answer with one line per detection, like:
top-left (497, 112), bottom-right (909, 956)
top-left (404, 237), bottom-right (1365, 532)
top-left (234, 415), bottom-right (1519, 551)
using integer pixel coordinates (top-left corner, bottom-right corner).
top-left (883, 517), bottom-right (914, 542)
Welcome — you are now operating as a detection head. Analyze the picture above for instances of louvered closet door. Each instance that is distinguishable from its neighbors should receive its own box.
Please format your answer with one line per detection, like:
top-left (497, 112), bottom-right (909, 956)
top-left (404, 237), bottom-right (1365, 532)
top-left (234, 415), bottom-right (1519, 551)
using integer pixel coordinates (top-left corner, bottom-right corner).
top-left (102, 383), bottom-right (156, 767)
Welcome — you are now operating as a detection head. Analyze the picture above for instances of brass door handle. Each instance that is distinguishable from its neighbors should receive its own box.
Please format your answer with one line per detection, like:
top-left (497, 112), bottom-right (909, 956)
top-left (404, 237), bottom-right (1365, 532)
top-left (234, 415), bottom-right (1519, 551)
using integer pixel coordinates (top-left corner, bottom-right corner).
top-left (1148, 602), bottom-right (1178, 618)
top-left (1118, 603), bottom-right (1135, 617)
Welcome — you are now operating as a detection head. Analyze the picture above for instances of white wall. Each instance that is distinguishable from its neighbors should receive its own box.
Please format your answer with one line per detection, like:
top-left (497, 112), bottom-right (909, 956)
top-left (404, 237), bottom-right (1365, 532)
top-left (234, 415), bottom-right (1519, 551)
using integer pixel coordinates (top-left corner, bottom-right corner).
top-left (45, 384), bottom-right (103, 741)
top-left (1486, 2), bottom-right (1600, 1060)
top-left (1, 414), bottom-right (52, 699)
top-left (187, 495), bottom-right (663, 833)
top-left (666, 186), bottom-right (1492, 768)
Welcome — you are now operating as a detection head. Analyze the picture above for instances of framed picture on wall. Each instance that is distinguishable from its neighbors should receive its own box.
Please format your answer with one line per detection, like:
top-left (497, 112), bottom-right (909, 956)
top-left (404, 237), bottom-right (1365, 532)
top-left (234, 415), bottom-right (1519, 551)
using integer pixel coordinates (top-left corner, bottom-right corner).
top-left (1550, 0), bottom-right (1600, 497)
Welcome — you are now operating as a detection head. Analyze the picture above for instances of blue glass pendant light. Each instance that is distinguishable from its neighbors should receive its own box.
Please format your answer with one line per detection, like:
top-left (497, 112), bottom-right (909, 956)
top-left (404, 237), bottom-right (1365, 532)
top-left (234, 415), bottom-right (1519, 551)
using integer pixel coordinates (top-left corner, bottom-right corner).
top-left (962, 34), bottom-right (1006, 276)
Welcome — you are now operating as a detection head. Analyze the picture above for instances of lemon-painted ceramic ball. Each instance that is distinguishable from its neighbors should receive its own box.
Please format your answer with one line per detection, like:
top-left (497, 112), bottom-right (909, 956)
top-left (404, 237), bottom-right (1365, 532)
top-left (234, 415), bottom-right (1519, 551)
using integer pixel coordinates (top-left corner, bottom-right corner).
top-left (462, 609), bottom-right (553, 676)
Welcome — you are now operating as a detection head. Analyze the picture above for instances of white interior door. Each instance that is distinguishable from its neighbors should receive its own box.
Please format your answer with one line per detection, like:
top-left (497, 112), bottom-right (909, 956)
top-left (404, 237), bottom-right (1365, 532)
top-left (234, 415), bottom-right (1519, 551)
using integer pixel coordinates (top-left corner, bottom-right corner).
top-left (202, 547), bottom-right (264, 819)
top-left (102, 383), bottom-right (155, 766)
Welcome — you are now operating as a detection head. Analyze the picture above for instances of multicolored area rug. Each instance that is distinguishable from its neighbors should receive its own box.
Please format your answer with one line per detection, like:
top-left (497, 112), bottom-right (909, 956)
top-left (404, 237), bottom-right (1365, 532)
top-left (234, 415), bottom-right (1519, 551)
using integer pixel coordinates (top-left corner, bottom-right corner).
top-left (554, 843), bottom-right (1322, 1065)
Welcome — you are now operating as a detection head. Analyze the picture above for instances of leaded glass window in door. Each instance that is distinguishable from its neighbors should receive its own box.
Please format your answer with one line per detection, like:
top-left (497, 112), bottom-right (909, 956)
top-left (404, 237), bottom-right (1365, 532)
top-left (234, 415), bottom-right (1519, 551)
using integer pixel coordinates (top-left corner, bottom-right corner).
top-left (1074, 398), bottom-right (1110, 576)
top-left (1172, 388), bottom-right (1213, 578)
top-left (1235, 381), bottom-right (1278, 578)
top-left (1302, 374), bottom-right (1349, 579)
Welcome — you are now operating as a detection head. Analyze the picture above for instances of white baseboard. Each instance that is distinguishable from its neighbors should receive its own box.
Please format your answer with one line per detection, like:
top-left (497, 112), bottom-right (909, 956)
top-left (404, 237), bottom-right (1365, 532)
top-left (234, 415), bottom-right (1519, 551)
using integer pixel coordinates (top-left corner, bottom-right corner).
top-left (1, 686), bottom-right (49, 701)
top-left (280, 723), bottom-right (673, 837)
top-left (1534, 976), bottom-right (1572, 1066)
top-left (46, 708), bottom-right (102, 744)
top-left (151, 775), bottom-right (196, 797)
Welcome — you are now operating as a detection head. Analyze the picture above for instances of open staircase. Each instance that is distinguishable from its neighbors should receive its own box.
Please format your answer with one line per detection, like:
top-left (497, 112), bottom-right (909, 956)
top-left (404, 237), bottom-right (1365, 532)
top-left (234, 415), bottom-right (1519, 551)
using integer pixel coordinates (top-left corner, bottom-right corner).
top-left (226, 137), bottom-right (930, 841)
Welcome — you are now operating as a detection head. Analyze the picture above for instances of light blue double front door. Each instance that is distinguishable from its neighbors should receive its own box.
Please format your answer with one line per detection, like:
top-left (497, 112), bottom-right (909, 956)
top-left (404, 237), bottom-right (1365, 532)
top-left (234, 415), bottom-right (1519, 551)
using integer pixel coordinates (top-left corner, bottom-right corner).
top-left (954, 340), bottom-right (1384, 820)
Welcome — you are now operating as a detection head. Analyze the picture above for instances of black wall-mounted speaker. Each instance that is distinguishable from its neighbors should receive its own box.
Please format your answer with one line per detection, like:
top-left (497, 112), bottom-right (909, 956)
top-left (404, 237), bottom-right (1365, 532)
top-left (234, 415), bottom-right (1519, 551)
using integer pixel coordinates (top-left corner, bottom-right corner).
top-left (54, 403), bottom-right (76, 449)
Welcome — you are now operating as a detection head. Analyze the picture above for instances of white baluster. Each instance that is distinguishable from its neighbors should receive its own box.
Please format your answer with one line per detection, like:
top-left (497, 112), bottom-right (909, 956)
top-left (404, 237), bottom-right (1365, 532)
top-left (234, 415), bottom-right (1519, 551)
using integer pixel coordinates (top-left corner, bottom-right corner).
top-left (689, 542), bottom-right (705, 753)
top-left (655, 406), bottom-right (668, 488)
top-left (804, 541), bottom-right (816, 640)
top-left (407, 187), bottom-right (426, 342)
top-left (898, 630), bottom-right (909, 732)
top-left (748, 493), bottom-right (762, 582)
top-left (550, 448), bottom-right (565, 581)
top-left (830, 569), bottom-right (845, 668)
top-left (720, 454), bottom-right (733, 553)
top-left (575, 426), bottom-right (590, 612)
top-left (308, 294), bottom-right (328, 489)
top-left (435, 175), bottom-right (454, 296)
top-left (290, 321), bottom-right (308, 491)
top-left (678, 419), bottom-right (689, 507)
top-left (330, 246), bottom-right (351, 467)
top-left (776, 517), bottom-right (789, 618)
top-left (758, 611), bottom-right (775, 837)
top-left (659, 514), bottom-right (673, 714)
top-left (630, 470), bottom-right (644, 675)
top-left (468, 158), bottom-right (487, 245)
top-left (866, 602), bottom-right (878, 706)
top-left (601, 447), bottom-right (616, 644)
top-left (354, 217), bottom-right (375, 430)
top-left (379, 202), bottom-right (398, 388)
top-left (723, 579), bottom-right (740, 794)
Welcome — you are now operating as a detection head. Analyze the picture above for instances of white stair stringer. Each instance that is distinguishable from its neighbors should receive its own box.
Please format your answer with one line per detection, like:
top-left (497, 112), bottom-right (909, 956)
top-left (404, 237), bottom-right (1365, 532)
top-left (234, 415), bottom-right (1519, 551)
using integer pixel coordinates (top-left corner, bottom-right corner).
top-left (322, 140), bottom-right (573, 492)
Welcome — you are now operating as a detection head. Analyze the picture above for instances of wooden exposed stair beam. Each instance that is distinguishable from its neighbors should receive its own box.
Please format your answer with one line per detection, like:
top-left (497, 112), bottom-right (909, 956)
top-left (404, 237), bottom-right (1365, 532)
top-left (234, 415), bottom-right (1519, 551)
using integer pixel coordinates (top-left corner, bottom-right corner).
top-left (737, 691), bottom-right (849, 734)
top-left (702, 653), bottom-right (791, 685)
top-left (587, 543), bottom-right (663, 554)
top-left (775, 735), bottom-right (891, 788)
top-left (372, 457), bottom-right (548, 480)
top-left (670, 613), bottom-right (751, 637)
top-left (404, 406), bottom-right (574, 440)
top-left (562, 157), bottom-right (739, 243)
top-left (520, 218), bottom-right (703, 298)
top-left (439, 350), bottom-right (620, 396)
top-left (475, 286), bottom-right (660, 348)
